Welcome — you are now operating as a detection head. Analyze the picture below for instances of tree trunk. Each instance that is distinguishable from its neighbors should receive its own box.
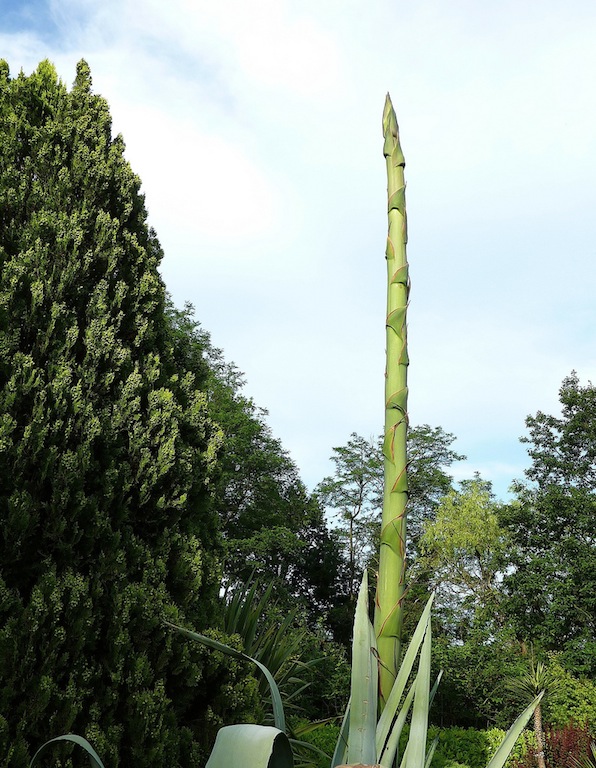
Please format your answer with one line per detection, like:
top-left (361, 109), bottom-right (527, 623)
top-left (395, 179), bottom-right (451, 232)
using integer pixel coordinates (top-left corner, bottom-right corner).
top-left (533, 703), bottom-right (547, 768)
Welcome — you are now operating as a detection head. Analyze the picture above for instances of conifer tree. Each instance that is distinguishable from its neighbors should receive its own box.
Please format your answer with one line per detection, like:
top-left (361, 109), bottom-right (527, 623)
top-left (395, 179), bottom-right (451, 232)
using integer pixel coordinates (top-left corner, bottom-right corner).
top-left (0, 60), bottom-right (255, 767)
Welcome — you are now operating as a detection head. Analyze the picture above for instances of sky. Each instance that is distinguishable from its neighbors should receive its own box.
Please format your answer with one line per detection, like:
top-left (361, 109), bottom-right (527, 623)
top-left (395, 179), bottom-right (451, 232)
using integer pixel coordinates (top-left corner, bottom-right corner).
top-left (2, 0), bottom-right (596, 498)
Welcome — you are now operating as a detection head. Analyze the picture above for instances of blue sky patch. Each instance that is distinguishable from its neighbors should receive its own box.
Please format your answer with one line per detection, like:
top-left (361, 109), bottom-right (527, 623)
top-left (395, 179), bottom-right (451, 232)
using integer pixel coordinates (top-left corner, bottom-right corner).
top-left (2, 0), bottom-right (62, 45)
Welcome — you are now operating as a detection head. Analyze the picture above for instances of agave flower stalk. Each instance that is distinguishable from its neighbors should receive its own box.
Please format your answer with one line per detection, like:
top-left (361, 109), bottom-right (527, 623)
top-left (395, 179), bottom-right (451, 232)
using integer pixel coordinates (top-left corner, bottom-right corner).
top-left (374, 93), bottom-right (410, 706)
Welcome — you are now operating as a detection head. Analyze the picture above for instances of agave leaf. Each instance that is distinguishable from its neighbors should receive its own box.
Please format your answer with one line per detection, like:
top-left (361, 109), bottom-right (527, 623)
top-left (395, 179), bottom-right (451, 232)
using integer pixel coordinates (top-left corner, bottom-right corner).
top-left (405, 614), bottom-right (432, 768)
top-left (429, 669), bottom-right (443, 707)
top-left (379, 675), bottom-right (416, 768)
top-left (425, 736), bottom-right (439, 768)
top-left (399, 741), bottom-right (409, 768)
top-left (377, 594), bottom-right (434, 753)
top-left (222, 577), bottom-right (318, 717)
top-left (485, 693), bottom-right (544, 768)
top-left (165, 620), bottom-right (286, 733)
top-left (289, 719), bottom-right (339, 768)
top-left (30, 734), bottom-right (105, 768)
top-left (331, 699), bottom-right (350, 768)
top-left (291, 718), bottom-right (338, 737)
top-left (347, 571), bottom-right (378, 766)
top-left (224, 575), bottom-right (272, 649)
top-left (289, 737), bottom-right (333, 768)
top-left (205, 725), bottom-right (293, 768)
top-left (379, 634), bottom-right (440, 767)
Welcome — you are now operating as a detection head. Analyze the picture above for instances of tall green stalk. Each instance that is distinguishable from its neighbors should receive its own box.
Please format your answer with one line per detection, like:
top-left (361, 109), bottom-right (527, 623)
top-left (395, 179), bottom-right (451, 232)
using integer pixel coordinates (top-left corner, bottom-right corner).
top-left (374, 93), bottom-right (410, 707)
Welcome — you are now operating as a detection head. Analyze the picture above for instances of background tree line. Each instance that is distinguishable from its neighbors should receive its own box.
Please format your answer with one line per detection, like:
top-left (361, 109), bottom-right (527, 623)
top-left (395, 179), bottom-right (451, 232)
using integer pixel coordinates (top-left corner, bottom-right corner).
top-left (316, 372), bottom-right (596, 728)
top-left (0, 60), bottom-right (594, 768)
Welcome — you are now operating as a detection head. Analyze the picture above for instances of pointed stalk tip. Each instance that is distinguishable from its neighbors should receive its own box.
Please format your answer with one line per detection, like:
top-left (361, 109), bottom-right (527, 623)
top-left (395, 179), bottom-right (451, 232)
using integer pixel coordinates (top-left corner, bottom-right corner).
top-left (382, 94), bottom-right (400, 155)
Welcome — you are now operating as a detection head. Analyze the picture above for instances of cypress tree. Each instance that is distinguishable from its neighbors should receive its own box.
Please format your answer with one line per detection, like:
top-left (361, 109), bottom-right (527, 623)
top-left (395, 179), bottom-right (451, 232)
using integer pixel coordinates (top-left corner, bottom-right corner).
top-left (0, 60), bottom-right (256, 767)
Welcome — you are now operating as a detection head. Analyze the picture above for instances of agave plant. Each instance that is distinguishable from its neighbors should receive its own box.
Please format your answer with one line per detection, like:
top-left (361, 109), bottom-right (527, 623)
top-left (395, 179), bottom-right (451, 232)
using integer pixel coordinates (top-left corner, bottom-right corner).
top-left (505, 651), bottom-right (562, 768)
top-left (331, 571), bottom-right (434, 768)
top-left (222, 577), bottom-right (320, 720)
top-left (329, 570), bottom-right (541, 768)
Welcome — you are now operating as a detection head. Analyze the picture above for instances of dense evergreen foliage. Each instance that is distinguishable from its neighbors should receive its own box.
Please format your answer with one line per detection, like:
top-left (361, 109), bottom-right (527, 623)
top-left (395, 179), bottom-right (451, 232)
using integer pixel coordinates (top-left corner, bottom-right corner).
top-left (0, 60), bottom-right (257, 768)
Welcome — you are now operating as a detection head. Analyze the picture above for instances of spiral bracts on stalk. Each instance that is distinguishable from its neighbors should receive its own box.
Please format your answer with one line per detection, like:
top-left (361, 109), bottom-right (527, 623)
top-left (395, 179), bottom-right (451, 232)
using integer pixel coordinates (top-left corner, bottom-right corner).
top-left (374, 94), bottom-right (410, 708)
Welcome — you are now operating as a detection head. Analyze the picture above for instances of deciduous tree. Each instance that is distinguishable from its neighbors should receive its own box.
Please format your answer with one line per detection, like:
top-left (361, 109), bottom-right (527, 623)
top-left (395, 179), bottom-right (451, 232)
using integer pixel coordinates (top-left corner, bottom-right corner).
top-left (407, 425), bottom-right (465, 553)
top-left (501, 373), bottom-right (596, 675)
top-left (418, 476), bottom-right (509, 639)
top-left (316, 426), bottom-right (464, 600)
top-left (317, 433), bottom-right (383, 600)
top-left (166, 301), bottom-right (346, 623)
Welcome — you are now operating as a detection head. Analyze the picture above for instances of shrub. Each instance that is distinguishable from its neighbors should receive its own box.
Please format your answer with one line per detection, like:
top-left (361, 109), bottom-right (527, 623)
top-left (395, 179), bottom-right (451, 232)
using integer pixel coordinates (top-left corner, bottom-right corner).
top-left (431, 726), bottom-right (533, 768)
top-left (545, 723), bottom-right (594, 768)
top-left (296, 722), bottom-right (539, 768)
top-left (511, 723), bottom-right (595, 768)
top-left (542, 658), bottom-right (596, 729)
top-left (431, 726), bottom-right (494, 768)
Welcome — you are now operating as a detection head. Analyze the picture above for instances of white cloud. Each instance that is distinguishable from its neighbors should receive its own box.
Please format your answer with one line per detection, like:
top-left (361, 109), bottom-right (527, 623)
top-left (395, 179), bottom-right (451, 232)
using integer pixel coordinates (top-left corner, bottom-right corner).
top-left (116, 106), bottom-right (279, 240)
top-left (58, 0), bottom-right (344, 101)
